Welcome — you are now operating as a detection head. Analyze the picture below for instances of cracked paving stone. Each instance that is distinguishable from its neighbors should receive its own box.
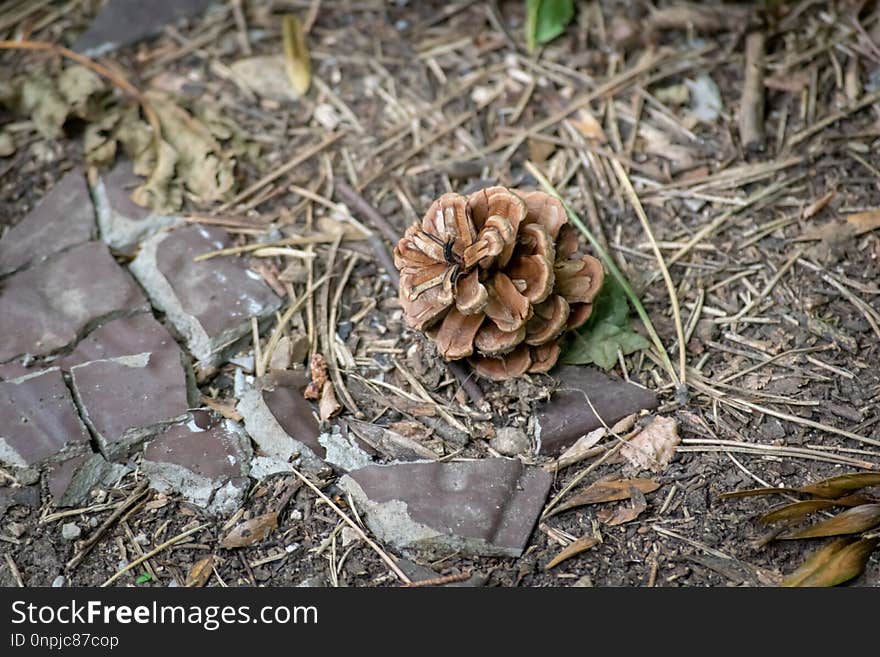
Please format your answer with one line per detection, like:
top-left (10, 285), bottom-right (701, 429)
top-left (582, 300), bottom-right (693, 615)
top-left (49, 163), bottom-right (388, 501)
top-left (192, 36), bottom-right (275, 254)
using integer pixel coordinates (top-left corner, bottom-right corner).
top-left (0, 368), bottom-right (91, 468)
top-left (90, 159), bottom-right (181, 250)
top-left (535, 366), bottom-right (658, 455)
top-left (339, 458), bottom-right (552, 558)
top-left (0, 168), bottom-right (95, 276)
top-left (237, 370), bottom-right (325, 472)
top-left (46, 452), bottom-right (130, 507)
top-left (73, 0), bottom-right (216, 57)
top-left (70, 342), bottom-right (192, 460)
top-left (130, 224), bottom-right (282, 364)
top-left (56, 312), bottom-right (181, 372)
top-left (0, 241), bottom-right (149, 363)
top-left (142, 410), bottom-right (251, 515)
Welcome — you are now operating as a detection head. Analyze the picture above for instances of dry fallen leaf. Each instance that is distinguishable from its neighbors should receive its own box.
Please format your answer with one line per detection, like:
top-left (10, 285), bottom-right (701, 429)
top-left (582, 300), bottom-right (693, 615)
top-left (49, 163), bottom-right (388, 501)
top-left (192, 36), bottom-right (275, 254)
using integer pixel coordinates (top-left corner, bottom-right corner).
top-left (229, 56), bottom-right (300, 103)
top-left (779, 504), bottom-right (880, 540)
top-left (798, 472), bottom-right (880, 498)
top-left (319, 380), bottom-right (342, 420)
top-left (758, 498), bottom-right (865, 525)
top-left (783, 537), bottom-right (879, 587)
top-left (219, 511), bottom-right (279, 549)
top-left (801, 191), bottom-right (835, 220)
top-left (548, 478), bottom-right (659, 517)
top-left (620, 415), bottom-right (680, 473)
top-left (282, 14), bottom-right (311, 96)
top-left (598, 485), bottom-right (648, 526)
top-left (186, 555), bottom-right (216, 587)
top-left (545, 535), bottom-right (600, 570)
top-left (569, 108), bottom-right (607, 141)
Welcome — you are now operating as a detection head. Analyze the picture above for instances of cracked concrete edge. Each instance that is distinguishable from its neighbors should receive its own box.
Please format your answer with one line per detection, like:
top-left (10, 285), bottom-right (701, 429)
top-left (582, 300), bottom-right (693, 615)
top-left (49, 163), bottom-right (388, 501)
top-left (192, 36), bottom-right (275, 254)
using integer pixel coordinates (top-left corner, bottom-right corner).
top-left (91, 175), bottom-right (180, 250)
top-left (338, 473), bottom-right (525, 558)
top-left (319, 430), bottom-right (374, 472)
top-left (237, 387), bottom-right (325, 472)
top-left (128, 231), bottom-right (215, 363)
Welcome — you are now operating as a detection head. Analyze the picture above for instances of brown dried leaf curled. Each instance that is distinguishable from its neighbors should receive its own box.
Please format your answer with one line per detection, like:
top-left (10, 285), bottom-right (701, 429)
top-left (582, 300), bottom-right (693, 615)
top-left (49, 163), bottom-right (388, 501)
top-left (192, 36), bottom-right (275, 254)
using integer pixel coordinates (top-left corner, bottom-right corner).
top-left (783, 538), bottom-right (879, 587)
top-left (219, 512), bottom-right (279, 548)
top-left (547, 478), bottom-right (659, 517)
top-left (394, 187), bottom-right (604, 380)
top-left (186, 555), bottom-right (216, 587)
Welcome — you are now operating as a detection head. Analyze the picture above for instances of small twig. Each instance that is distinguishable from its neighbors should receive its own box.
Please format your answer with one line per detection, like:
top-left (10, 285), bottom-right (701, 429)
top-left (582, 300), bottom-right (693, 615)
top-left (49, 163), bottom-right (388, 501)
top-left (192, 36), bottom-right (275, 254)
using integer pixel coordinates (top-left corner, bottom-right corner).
top-left (4, 554), bottom-right (24, 587)
top-left (404, 571), bottom-right (474, 587)
top-left (218, 132), bottom-right (343, 212)
top-left (101, 523), bottom-right (208, 587)
top-left (67, 480), bottom-right (150, 571)
top-left (739, 32), bottom-right (766, 150)
top-left (288, 467), bottom-right (412, 584)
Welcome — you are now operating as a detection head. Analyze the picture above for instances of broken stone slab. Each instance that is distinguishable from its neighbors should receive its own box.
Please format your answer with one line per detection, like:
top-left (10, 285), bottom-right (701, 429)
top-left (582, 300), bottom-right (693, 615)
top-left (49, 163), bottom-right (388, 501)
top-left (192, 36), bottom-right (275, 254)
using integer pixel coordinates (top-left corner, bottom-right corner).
top-left (90, 159), bottom-right (181, 250)
top-left (319, 426), bottom-right (373, 472)
top-left (46, 452), bottom-right (130, 507)
top-left (56, 312), bottom-right (181, 372)
top-left (0, 241), bottom-right (149, 363)
top-left (70, 348), bottom-right (191, 460)
top-left (0, 369), bottom-right (91, 468)
top-left (142, 410), bottom-right (251, 515)
top-left (0, 168), bottom-right (95, 276)
top-left (237, 370), bottom-right (325, 472)
top-left (73, 0), bottom-right (216, 57)
top-left (535, 366), bottom-right (658, 456)
top-left (339, 458), bottom-right (552, 558)
top-left (129, 224), bottom-right (281, 364)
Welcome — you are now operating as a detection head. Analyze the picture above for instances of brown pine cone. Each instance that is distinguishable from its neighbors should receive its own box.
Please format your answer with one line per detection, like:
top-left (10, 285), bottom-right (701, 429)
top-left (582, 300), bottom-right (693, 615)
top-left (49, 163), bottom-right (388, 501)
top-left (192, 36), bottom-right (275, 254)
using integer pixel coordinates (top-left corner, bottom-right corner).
top-left (394, 186), bottom-right (604, 380)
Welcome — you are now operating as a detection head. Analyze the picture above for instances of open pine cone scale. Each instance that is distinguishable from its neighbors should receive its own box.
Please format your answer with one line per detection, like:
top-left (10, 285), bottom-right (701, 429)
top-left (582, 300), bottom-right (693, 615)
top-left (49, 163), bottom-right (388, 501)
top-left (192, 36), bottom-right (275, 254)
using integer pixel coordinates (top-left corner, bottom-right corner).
top-left (394, 186), bottom-right (604, 380)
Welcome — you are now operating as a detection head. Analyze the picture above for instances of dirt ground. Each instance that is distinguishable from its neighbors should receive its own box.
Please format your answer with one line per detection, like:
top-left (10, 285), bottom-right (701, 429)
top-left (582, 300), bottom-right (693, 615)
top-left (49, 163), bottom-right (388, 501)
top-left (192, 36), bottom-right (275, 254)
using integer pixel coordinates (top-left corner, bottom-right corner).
top-left (1, 1), bottom-right (880, 587)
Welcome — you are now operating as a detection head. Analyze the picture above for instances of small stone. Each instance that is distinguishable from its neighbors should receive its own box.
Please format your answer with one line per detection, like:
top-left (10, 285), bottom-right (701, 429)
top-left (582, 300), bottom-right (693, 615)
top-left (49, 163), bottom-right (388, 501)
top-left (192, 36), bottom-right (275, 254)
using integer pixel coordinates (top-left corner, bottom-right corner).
top-left (129, 225), bottom-right (281, 364)
top-left (8, 522), bottom-right (26, 538)
top-left (339, 458), bottom-right (552, 558)
top-left (51, 576), bottom-right (65, 587)
top-left (61, 523), bottom-right (81, 541)
top-left (16, 468), bottom-right (41, 486)
top-left (0, 241), bottom-right (148, 362)
top-left (340, 526), bottom-right (361, 547)
top-left (490, 427), bottom-right (530, 456)
top-left (573, 575), bottom-right (594, 587)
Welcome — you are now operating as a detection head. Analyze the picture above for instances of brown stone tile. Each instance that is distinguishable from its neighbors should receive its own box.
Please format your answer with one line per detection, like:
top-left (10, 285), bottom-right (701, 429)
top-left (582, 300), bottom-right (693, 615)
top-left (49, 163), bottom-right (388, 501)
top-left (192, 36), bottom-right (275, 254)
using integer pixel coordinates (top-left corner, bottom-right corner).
top-left (0, 369), bottom-right (91, 468)
top-left (0, 241), bottom-right (148, 363)
top-left (340, 457), bottom-right (552, 557)
top-left (536, 366), bottom-right (658, 455)
top-left (0, 168), bottom-right (95, 276)
top-left (130, 225), bottom-right (281, 363)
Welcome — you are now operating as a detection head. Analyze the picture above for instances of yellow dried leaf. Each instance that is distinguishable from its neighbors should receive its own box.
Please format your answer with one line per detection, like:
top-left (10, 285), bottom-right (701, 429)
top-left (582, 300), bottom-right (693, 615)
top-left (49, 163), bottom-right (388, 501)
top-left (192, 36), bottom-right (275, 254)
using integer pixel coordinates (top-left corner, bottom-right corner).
top-left (282, 15), bottom-right (311, 96)
top-left (185, 555), bottom-right (215, 587)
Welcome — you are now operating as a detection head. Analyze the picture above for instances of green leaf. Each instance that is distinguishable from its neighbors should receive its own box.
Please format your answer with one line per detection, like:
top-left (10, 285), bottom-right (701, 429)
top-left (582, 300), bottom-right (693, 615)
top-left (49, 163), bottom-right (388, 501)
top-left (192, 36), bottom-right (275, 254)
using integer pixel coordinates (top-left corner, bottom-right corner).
top-left (560, 277), bottom-right (650, 369)
top-left (526, 0), bottom-right (575, 53)
top-left (136, 573), bottom-right (153, 584)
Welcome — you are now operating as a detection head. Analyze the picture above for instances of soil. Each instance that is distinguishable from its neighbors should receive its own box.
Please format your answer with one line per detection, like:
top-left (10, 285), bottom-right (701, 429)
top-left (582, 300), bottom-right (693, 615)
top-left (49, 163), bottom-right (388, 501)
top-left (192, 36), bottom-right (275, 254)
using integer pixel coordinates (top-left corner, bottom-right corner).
top-left (1, 0), bottom-right (879, 588)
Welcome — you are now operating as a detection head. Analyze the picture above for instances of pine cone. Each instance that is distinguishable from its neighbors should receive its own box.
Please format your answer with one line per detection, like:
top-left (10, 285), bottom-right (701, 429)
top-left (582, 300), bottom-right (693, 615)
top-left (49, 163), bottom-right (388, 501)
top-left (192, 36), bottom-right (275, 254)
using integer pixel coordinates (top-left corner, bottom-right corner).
top-left (394, 186), bottom-right (604, 380)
